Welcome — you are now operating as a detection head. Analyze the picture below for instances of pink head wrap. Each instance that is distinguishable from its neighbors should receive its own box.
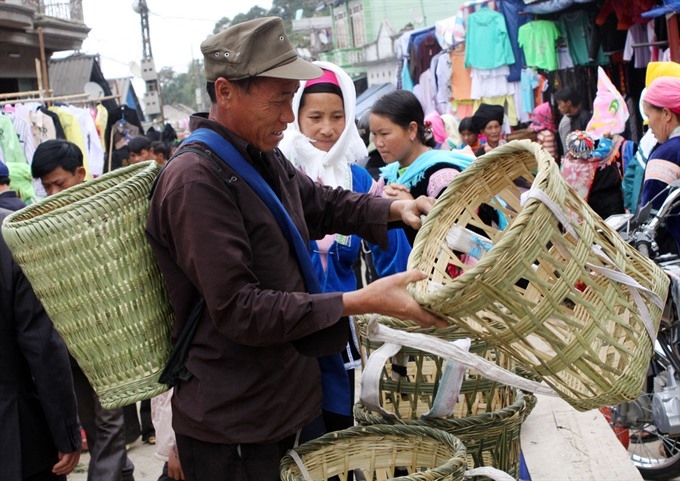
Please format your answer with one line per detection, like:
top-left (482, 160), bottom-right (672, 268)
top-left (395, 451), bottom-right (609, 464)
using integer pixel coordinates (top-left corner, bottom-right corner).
top-left (530, 102), bottom-right (556, 132)
top-left (644, 76), bottom-right (680, 115)
top-left (304, 69), bottom-right (340, 89)
top-left (424, 111), bottom-right (447, 144)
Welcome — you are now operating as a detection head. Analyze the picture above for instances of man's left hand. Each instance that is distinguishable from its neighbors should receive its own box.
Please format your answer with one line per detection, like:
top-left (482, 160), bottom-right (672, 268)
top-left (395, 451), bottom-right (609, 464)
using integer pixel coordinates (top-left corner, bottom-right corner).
top-left (389, 195), bottom-right (435, 230)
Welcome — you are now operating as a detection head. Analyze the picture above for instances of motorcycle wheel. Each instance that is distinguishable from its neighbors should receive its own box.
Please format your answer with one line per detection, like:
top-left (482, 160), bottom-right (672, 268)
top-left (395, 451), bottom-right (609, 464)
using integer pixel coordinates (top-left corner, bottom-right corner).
top-left (625, 395), bottom-right (680, 480)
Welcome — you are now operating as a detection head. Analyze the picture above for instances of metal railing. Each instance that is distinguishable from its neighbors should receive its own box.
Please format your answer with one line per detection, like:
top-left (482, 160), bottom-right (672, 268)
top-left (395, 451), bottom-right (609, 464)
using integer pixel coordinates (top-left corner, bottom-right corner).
top-left (36, 0), bottom-right (84, 22)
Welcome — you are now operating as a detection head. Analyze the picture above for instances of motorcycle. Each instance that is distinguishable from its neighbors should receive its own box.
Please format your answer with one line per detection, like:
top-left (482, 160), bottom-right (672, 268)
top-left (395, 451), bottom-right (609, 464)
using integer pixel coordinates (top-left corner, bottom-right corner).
top-left (606, 179), bottom-right (680, 480)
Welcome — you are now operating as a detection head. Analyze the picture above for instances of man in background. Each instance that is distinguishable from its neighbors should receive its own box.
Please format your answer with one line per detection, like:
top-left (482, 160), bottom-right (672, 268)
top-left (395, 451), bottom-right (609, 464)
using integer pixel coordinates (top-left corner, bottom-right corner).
top-left (555, 86), bottom-right (592, 154)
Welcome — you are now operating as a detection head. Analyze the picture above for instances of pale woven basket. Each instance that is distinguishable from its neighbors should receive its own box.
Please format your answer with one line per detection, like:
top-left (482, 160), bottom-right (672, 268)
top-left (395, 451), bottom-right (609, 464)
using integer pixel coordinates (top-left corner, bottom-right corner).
top-left (1, 161), bottom-right (173, 409)
top-left (355, 315), bottom-right (535, 478)
top-left (280, 424), bottom-right (468, 481)
top-left (407, 140), bottom-right (669, 411)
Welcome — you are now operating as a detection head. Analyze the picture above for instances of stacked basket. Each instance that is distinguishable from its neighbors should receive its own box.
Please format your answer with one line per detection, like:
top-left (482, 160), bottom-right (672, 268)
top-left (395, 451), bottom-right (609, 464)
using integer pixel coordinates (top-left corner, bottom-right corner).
top-left (280, 424), bottom-right (468, 481)
top-left (354, 315), bottom-right (536, 479)
top-left (1, 161), bottom-right (173, 409)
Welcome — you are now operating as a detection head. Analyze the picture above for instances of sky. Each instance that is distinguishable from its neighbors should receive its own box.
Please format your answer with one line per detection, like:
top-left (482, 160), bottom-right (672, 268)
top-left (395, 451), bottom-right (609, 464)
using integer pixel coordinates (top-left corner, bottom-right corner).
top-left (66, 0), bottom-right (271, 79)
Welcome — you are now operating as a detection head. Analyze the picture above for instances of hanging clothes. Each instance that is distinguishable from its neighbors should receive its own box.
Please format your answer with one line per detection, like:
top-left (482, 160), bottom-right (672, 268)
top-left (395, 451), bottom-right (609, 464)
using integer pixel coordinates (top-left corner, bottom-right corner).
top-left (557, 9), bottom-right (608, 66)
top-left (464, 8), bottom-right (515, 69)
top-left (518, 20), bottom-right (561, 71)
top-left (497, 0), bottom-right (533, 82)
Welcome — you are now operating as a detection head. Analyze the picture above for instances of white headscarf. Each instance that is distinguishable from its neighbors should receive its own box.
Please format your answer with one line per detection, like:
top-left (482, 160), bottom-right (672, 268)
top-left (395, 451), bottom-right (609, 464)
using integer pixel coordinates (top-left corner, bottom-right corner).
top-left (279, 61), bottom-right (368, 189)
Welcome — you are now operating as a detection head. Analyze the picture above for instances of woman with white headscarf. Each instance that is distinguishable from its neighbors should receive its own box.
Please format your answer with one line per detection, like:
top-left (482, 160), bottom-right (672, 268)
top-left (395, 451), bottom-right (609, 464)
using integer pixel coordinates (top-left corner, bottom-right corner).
top-left (280, 61), bottom-right (411, 433)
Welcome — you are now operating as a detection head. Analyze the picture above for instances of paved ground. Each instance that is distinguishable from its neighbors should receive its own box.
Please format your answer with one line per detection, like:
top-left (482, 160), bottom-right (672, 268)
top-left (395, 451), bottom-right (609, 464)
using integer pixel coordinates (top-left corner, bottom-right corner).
top-left (69, 439), bottom-right (165, 481)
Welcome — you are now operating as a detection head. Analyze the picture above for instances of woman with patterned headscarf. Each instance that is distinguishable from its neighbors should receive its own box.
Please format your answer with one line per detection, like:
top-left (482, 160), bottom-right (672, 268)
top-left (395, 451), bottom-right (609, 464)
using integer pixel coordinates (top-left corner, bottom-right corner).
top-left (530, 102), bottom-right (558, 162)
top-left (639, 76), bottom-right (680, 252)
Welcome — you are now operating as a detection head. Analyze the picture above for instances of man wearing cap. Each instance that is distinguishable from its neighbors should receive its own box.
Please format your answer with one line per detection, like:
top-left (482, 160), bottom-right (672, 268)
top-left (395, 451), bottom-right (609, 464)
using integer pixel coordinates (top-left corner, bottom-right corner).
top-left (145, 16), bottom-right (445, 481)
top-left (0, 162), bottom-right (27, 211)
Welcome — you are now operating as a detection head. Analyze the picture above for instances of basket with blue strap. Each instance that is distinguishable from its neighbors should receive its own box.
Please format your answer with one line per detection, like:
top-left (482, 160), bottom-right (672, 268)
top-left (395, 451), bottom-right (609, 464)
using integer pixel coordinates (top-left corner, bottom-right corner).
top-left (1, 161), bottom-right (172, 409)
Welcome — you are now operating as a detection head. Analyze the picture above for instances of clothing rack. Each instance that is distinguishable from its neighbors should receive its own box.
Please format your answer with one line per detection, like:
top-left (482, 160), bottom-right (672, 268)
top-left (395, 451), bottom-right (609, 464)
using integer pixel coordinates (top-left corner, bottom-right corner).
top-left (64, 94), bottom-right (121, 105)
top-left (0, 92), bottom-right (89, 107)
top-left (0, 89), bottom-right (52, 101)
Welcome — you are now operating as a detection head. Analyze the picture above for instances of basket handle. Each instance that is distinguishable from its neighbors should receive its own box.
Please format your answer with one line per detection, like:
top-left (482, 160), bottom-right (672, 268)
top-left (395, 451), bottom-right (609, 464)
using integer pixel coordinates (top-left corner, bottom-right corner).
top-left (365, 317), bottom-right (558, 397)
top-left (287, 449), bottom-right (313, 481)
top-left (360, 338), bottom-right (471, 420)
top-left (465, 467), bottom-right (515, 481)
top-left (521, 188), bottom-right (663, 345)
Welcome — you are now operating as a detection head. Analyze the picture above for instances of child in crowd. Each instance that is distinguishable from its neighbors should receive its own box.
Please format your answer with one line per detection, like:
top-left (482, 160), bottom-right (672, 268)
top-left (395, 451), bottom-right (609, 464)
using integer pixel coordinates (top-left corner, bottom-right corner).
top-left (560, 130), bottom-right (625, 220)
top-left (458, 116), bottom-right (481, 153)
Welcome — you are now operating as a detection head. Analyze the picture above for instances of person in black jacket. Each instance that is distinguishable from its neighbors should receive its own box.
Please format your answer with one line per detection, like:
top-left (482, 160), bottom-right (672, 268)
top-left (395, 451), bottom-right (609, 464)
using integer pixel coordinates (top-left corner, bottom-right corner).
top-left (0, 162), bottom-right (27, 211)
top-left (0, 207), bottom-right (81, 480)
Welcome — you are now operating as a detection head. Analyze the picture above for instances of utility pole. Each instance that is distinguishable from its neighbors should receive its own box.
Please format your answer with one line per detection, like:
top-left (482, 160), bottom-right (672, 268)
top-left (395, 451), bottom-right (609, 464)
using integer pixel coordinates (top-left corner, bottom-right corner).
top-left (132, 0), bottom-right (163, 123)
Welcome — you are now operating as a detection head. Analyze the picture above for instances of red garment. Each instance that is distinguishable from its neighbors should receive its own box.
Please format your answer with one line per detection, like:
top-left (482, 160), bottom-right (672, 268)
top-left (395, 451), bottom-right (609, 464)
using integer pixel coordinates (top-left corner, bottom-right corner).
top-left (596, 0), bottom-right (657, 30)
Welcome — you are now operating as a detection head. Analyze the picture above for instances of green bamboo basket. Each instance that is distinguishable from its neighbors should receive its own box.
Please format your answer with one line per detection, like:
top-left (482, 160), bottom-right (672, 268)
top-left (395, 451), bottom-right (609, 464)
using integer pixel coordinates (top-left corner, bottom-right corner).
top-left (280, 424), bottom-right (467, 481)
top-left (1, 161), bottom-right (173, 409)
top-left (355, 315), bottom-right (535, 479)
top-left (407, 140), bottom-right (669, 411)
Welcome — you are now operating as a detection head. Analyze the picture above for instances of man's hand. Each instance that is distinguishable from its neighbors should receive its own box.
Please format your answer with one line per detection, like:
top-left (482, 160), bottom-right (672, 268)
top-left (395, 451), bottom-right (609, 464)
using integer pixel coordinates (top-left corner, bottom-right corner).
top-left (343, 270), bottom-right (448, 329)
top-left (389, 195), bottom-right (436, 230)
top-left (52, 450), bottom-right (81, 476)
top-left (168, 447), bottom-right (185, 480)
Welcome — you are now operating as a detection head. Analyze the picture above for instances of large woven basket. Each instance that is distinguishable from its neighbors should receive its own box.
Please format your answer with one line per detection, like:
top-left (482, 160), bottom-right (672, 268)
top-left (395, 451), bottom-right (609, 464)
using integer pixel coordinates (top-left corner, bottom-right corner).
top-left (355, 315), bottom-right (535, 479)
top-left (407, 140), bottom-right (669, 411)
top-left (1, 161), bottom-right (173, 409)
top-left (280, 424), bottom-right (468, 481)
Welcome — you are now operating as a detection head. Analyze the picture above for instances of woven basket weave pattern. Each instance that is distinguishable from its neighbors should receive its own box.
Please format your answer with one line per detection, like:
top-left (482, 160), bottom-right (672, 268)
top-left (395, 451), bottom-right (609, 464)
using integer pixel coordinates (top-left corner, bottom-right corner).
top-left (407, 140), bottom-right (669, 411)
top-left (280, 424), bottom-right (467, 481)
top-left (355, 315), bottom-right (535, 478)
top-left (1, 161), bottom-right (173, 408)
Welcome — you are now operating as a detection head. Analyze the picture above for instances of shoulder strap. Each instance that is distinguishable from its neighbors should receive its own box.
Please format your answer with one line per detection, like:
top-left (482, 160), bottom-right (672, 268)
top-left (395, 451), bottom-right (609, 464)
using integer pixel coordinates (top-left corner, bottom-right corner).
top-left (185, 128), bottom-right (321, 294)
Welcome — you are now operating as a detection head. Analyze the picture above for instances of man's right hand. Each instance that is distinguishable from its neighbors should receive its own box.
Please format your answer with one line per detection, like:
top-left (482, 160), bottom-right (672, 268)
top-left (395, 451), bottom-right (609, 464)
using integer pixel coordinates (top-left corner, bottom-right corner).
top-left (342, 269), bottom-right (448, 328)
top-left (53, 450), bottom-right (81, 476)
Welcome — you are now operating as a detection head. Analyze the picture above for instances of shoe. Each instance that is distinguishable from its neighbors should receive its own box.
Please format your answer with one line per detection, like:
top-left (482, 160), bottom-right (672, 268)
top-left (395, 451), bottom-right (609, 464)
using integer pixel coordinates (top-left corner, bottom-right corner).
top-left (143, 435), bottom-right (156, 445)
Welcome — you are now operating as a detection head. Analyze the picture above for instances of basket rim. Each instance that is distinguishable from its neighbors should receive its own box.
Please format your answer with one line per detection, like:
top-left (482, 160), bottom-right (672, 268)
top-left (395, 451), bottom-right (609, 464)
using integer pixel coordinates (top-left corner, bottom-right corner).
top-left (407, 140), bottom-right (554, 289)
top-left (2, 160), bottom-right (158, 229)
top-left (279, 424), bottom-right (467, 475)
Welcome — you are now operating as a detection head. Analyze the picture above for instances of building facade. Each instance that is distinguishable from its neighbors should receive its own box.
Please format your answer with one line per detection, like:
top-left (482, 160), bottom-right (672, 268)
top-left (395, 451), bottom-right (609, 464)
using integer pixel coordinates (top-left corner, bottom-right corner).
top-left (318, 0), bottom-right (465, 86)
top-left (0, 0), bottom-right (89, 94)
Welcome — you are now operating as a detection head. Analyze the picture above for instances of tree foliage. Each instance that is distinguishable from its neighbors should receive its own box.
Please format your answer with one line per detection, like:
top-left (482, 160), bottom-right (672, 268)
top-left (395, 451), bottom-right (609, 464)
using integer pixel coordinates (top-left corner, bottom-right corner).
top-left (158, 59), bottom-right (207, 110)
top-left (162, 0), bottom-right (324, 108)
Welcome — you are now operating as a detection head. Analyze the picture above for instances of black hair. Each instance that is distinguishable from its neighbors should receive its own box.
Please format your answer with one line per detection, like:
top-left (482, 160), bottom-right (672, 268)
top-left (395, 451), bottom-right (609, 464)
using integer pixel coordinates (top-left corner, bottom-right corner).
top-left (150, 141), bottom-right (170, 159)
top-left (0, 176), bottom-right (9, 186)
top-left (162, 123), bottom-right (178, 144)
top-left (458, 117), bottom-right (478, 134)
top-left (206, 77), bottom-right (268, 104)
top-left (127, 136), bottom-right (152, 154)
top-left (31, 140), bottom-right (83, 179)
top-left (146, 126), bottom-right (161, 141)
top-left (370, 89), bottom-right (436, 148)
top-left (356, 109), bottom-right (371, 147)
top-left (299, 83), bottom-right (344, 112)
top-left (554, 86), bottom-right (582, 107)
